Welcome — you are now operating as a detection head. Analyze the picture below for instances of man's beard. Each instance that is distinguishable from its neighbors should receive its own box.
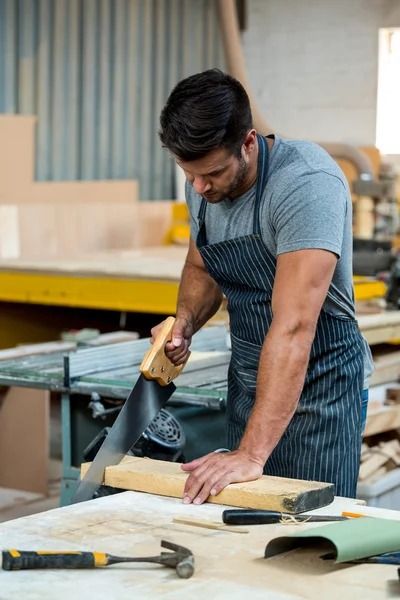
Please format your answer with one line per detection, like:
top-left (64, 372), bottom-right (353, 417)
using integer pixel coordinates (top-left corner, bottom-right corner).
top-left (203, 156), bottom-right (249, 204)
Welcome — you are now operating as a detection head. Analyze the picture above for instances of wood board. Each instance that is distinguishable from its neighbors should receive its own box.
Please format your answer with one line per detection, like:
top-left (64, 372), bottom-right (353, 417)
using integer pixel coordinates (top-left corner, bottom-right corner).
top-left (0, 201), bottom-right (175, 260)
top-left (0, 116), bottom-right (138, 206)
top-left (363, 403), bottom-right (400, 437)
top-left (0, 116), bottom-right (178, 260)
top-left (0, 245), bottom-right (187, 281)
top-left (0, 387), bottom-right (49, 494)
top-left (358, 312), bottom-right (400, 346)
top-left (80, 456), bottom-right (334, 514)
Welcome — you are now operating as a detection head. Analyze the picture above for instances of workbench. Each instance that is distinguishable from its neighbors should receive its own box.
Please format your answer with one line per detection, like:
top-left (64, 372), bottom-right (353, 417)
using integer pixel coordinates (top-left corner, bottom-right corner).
top-left (0, 248), bottom-right (386, 311)
top-left (0, 248), bottom-right (184, 314)
top-left (0, 490), bottom-right (398, 599)
top-left (0, 248), bottom-right (393, 349)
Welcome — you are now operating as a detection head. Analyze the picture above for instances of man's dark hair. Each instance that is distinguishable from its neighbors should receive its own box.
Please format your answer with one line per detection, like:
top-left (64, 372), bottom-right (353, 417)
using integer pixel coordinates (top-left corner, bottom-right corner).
top-left (159, 69), bottom-right (253, 161)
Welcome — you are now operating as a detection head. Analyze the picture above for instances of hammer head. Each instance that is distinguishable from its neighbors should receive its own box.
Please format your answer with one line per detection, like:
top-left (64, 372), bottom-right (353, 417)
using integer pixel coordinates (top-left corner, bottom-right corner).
top-left (160, 540), bottom-right (194, 579)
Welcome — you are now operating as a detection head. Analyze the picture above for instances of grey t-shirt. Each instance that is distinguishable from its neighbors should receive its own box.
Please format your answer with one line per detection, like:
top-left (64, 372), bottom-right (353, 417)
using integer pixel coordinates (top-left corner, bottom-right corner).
top-left (186, 135), bottom-right (374, 382)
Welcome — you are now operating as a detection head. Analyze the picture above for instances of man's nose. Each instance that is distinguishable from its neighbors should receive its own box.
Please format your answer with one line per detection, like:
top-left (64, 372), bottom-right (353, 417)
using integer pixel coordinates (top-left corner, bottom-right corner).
top-left (193, 177), bottom-right (212, 195)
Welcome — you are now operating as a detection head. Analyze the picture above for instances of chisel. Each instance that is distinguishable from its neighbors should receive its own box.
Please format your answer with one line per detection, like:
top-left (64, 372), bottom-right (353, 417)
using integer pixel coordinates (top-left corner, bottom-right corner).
top-left (222, 509), bottom-right (349, 525)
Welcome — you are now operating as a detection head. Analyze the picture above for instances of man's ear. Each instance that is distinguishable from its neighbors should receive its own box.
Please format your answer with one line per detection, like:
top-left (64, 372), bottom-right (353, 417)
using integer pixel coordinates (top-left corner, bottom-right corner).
top-left (242, 129), bottom-right (257, 157)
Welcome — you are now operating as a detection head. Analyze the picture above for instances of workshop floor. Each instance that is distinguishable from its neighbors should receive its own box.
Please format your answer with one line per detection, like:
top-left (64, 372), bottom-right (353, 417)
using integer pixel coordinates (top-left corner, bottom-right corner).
top-left (0, 396), bottom-right (62, 523)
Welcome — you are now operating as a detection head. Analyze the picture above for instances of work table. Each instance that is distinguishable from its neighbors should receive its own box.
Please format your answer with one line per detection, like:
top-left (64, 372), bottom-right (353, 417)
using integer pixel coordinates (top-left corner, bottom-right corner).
top-left (0, 491), bottom-right (399, 599)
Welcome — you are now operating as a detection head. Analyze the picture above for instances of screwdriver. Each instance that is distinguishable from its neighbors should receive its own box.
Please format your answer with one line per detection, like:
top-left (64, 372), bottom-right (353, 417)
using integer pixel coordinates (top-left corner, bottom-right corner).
top-left (222, 509), bottom-right (349, 526)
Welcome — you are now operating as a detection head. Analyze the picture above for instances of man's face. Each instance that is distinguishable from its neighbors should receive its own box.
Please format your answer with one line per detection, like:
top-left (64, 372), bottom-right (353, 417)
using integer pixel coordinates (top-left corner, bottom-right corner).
top-left (177, 146), bottom-right (249, 204)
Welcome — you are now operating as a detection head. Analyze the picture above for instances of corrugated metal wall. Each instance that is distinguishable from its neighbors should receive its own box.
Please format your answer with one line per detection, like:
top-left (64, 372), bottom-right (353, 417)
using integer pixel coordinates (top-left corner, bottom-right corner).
top-left (0, 0), bottom-right (224, 199)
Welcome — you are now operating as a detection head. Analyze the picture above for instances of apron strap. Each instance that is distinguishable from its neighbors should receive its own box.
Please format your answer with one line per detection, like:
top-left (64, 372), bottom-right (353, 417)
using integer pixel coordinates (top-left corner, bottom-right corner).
top-left (197, 197), bottom-right (207, 222)
top-left (253, 133), bottom-right (270, 236)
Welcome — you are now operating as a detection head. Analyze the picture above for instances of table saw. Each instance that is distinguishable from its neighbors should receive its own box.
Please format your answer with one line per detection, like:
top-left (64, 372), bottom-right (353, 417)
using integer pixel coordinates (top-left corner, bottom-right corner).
top-left (0, 326), bottom-right (230, 505)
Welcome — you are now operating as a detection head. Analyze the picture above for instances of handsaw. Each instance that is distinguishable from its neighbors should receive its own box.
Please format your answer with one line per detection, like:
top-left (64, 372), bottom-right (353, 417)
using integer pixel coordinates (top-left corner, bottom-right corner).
top-left (71, 317), bottom-right (189, 504)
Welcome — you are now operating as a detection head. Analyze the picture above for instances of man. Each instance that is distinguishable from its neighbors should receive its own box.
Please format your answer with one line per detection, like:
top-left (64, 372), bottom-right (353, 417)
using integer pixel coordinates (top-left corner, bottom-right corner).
top-left (151, 69), bottom-right (373, 504)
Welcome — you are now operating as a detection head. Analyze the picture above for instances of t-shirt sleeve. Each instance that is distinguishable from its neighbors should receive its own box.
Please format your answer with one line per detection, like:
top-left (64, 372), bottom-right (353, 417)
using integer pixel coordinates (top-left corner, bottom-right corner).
top-left (185, 180), bottom-right (200, 241)
top-left (271, 171), bottom-right (348, 258)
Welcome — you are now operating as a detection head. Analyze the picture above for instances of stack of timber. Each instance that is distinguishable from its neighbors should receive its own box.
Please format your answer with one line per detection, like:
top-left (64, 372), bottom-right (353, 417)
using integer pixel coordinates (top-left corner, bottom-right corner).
top-left (369, 345), bottom-right (400, 387)
top-left (360, 387), bottom-right (400, 487)
top-left (359, 438), bottom-right (400, 485)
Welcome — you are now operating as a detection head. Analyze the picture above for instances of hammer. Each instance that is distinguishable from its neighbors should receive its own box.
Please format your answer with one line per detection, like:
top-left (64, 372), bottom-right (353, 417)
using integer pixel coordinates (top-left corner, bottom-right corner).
top-left (1, 540), bottom-right (195, 579)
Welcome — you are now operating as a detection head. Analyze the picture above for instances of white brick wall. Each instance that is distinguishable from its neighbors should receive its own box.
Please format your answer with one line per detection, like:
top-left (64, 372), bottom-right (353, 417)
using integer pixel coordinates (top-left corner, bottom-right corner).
top-left (242, 0), bottom-right (400, 146)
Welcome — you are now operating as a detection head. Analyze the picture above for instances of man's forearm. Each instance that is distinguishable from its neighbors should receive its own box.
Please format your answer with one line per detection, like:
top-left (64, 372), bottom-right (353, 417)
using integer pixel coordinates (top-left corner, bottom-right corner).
top-left (239, 321), bottom-right (315, 463)
top-left (177, 260), bottom-right (223, 333)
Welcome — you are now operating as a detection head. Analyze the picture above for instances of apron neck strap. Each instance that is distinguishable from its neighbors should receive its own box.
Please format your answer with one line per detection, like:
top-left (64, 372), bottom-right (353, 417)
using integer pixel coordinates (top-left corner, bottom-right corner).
top-left (253, 133), bottom-right (270, 236)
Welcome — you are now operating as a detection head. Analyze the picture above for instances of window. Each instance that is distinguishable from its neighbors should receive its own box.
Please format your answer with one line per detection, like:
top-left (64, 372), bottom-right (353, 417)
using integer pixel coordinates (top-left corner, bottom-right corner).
top-left (376, 29), bottom-right (400, 155)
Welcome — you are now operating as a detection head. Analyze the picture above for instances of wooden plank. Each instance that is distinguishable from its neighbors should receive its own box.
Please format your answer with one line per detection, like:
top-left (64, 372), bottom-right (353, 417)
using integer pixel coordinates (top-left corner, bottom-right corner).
top-left (0, 340), bottom-right (76, 361)
top-left (361, 466), bottom-right (387, 485)
top-left (357, 439), bottom-right (400, 481)
top-left (0, 245), bottom-right (187, 280)
top-left (370, 361), bottom-right (400, 387)
top-left (369, 347), bottom-right (400, 386)
top-left (385, 388), bottom-right (400, 405)
top-left (86, 331), bottom-right (139, 346)
top-left (358, 313), bottom-right (400, 346)
top-left (364, 404), bottom-right (400, 437)
top-left (358, 453), bottom-right (389, 481)
top-left (81, 456), bottom-right (334, 514)
top-left (0, 387), bottom-right (49, 494)
top-left (0, 116), bottom-right (138, 205)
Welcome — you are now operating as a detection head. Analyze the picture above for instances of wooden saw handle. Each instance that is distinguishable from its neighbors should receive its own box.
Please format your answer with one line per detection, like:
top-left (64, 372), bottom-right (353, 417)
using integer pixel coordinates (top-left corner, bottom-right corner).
top-left (140, 317), bottom-right (190, 386)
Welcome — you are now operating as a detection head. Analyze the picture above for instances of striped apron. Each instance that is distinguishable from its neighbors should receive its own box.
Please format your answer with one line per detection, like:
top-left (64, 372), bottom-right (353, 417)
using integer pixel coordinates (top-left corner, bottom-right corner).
top-left (196, 134), bottom-right (365, 498)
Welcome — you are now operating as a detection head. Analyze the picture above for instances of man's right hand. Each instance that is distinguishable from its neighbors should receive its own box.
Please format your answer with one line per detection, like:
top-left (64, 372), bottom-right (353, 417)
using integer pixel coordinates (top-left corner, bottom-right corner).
top-left (150, 316), bottom-right (194, 366)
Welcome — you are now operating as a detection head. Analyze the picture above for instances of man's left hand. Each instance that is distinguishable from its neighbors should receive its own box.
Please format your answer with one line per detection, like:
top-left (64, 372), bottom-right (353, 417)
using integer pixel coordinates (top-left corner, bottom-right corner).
top-left (180, 450), bottom-right (264, 505)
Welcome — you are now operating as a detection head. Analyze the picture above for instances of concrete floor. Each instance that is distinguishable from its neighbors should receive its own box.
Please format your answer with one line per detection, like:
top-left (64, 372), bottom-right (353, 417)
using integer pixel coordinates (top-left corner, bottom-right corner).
top-left (0, 459), bottom-right (61, 523)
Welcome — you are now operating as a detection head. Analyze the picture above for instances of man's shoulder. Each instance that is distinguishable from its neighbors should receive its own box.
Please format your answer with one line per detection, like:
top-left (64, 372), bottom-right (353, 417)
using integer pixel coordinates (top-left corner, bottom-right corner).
top-left (269, 136), bottom-right (349, 197)
top-left (273, 136), bottom-right (347, 182)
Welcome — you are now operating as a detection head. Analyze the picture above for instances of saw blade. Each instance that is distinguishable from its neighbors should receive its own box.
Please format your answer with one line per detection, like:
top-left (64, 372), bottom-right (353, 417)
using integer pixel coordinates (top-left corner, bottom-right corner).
top-left (71, 374), bottom-right (175, 504)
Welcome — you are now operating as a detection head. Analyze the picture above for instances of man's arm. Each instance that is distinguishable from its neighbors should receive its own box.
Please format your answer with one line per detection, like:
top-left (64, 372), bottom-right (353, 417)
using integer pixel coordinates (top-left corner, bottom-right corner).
top-left (177, 238), bottom-right (223, 332)
top-left (181, 248), bottom-right (337, 504)
top-left (151, 238), bottom-right (223, 364)
top-left (238, 248), bottom-right (337, 462)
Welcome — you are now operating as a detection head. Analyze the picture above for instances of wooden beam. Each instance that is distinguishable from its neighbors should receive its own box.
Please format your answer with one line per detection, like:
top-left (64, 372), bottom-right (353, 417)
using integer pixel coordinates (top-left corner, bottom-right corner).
top-left (364, 404), bottom-right (400, 437)
top-left (81, 456), bottom-right (334, 514)
top-left (358, 313), bottom-right (400, 346)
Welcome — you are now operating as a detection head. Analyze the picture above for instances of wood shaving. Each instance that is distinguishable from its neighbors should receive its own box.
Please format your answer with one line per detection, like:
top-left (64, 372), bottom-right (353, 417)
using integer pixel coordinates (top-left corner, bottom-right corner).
top-left (279, 516), bottom-right (312, 525)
